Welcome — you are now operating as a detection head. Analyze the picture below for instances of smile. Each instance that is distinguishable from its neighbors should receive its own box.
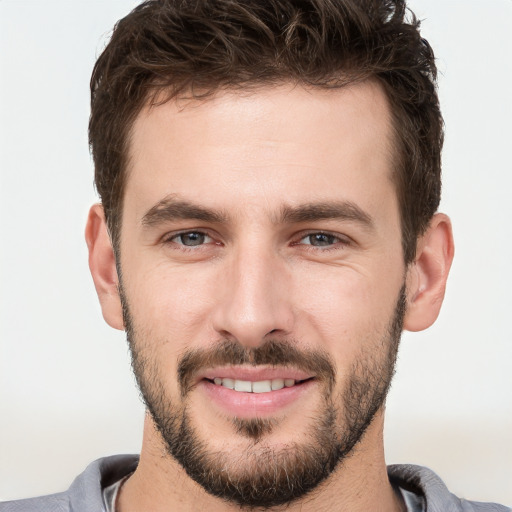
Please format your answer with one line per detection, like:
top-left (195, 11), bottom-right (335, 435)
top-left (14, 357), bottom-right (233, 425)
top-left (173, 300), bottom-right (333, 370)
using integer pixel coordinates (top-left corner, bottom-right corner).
top-left (208, 377), bottom-right (308, 393)
top-left (199, 371), bottom-right (317, 417)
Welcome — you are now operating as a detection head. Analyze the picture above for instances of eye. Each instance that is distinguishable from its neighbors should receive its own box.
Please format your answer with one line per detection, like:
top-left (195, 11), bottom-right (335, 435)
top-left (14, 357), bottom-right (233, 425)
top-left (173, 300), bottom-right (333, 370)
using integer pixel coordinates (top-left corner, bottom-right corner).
top-left (299, 232), bottom-right (343, 247)
top-left (169, 231), bottom-right (213, 247)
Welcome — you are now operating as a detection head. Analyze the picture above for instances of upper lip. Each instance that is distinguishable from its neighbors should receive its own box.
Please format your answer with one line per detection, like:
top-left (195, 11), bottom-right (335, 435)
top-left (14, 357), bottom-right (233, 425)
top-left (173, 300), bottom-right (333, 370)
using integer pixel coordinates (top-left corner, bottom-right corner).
top-left (197, 366), bottom-right (315, 383)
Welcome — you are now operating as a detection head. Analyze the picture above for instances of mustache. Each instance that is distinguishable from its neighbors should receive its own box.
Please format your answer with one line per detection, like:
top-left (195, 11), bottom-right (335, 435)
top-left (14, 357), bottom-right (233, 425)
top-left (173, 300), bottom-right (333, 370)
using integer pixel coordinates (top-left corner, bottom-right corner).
top-left (177, 339), bottom-right (336, 397)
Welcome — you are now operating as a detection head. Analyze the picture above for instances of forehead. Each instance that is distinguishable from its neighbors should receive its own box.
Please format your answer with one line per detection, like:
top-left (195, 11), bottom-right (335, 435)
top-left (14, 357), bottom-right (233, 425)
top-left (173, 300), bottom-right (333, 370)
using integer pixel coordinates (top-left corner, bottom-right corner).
top-left (125, 81), bottom-right (396, 223)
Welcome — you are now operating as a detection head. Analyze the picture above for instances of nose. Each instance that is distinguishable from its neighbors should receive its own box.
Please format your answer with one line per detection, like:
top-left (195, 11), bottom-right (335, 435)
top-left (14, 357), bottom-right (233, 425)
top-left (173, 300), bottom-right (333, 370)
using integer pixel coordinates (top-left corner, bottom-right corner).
top-left (211, 244), bottom-right (295, 348)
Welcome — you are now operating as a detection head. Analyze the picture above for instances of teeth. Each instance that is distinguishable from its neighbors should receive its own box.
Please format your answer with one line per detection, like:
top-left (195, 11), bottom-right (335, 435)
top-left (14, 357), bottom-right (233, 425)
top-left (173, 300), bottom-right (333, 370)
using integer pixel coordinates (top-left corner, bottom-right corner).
top-left (252, 380), bottom-right (272, 393)
top-left (214, 378), bottom-right (298, 393)
top-left (221, 378), bottom-right (235, 390)
top-left (271, 378), bottom-right (284, 391)
top-left (234, 380), bottom-right (252, 392)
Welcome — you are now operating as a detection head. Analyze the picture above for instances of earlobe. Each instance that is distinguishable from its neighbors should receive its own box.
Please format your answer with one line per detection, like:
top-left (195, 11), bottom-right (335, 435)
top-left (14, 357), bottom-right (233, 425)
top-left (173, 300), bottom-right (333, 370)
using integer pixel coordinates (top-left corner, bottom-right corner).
top-left (85, 204), bottom-right (125, 331)
top-left (403, 213), bottom-right (455, 332)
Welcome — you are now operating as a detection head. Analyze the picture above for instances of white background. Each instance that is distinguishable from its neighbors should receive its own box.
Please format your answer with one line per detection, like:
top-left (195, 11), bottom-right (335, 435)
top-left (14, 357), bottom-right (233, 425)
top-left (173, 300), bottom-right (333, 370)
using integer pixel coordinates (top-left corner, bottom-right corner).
top-left (1, 0), bottom-right (511, 505)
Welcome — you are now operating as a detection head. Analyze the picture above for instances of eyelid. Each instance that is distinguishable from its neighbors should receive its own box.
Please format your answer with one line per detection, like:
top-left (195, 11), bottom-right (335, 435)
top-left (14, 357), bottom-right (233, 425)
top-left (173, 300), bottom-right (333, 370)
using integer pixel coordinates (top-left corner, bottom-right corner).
top-left (292, 229), bottom-right (354, 254)
top-left (162, 229), bottom-right (215, 245)
top-left (295, 230), bottom-right (352, 245)
top-left (159, 228), bottom-right (351, 250)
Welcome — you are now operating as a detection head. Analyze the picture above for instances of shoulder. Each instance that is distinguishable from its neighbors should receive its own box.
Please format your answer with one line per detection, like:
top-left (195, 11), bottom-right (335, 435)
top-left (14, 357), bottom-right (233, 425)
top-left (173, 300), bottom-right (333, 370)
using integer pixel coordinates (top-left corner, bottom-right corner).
top-left (388, 464), bottom-right (511, 512)
top-left (0, 493), bottom-right (69, 512)
top-left (0, 454), bottom-right (139, 512)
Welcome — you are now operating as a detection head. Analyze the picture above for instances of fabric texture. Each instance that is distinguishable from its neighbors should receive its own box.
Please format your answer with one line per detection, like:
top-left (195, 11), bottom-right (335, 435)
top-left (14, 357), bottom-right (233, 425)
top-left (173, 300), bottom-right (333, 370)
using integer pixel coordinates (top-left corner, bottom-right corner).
top-left (400, 487), bottom-right (425, 512)
top-left (0, 455), bottom-right (138, 512)
top-left (103, 473), bottom-right (132, 512)
top-left (1, 455), bottom-right (509, 512)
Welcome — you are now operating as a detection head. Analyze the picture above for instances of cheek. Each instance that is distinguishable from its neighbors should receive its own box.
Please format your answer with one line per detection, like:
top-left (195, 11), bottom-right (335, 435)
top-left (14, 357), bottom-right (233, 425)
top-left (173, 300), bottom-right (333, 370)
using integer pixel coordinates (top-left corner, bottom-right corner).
top-left (124, 268), bottom-right (220, 399)
top-left (125, 262), bottom-right (218, 341)
top-left (291, 264), bottom-right (401, 357)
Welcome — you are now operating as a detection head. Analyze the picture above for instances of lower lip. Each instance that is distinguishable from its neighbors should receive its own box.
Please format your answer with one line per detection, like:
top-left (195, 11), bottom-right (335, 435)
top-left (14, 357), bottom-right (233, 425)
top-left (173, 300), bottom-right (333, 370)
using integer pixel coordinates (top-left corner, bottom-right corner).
top-left (199, 379), bottom-right (316, 417)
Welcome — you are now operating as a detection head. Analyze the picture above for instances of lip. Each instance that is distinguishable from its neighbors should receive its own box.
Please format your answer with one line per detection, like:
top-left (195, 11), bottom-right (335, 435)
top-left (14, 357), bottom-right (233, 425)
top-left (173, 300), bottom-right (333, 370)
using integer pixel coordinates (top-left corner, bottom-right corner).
top-left (198, 366), bottom-right (314, 383)
top-left (198, 368), bottom-right (317, 417)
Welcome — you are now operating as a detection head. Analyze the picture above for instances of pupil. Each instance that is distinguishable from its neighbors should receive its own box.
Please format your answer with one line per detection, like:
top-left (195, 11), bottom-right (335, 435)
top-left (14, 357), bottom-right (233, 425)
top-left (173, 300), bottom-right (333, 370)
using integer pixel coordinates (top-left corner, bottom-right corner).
top-left (182, 232), bottom-right (204, 246)
top-left (312, 233), bottom-right (332, 246)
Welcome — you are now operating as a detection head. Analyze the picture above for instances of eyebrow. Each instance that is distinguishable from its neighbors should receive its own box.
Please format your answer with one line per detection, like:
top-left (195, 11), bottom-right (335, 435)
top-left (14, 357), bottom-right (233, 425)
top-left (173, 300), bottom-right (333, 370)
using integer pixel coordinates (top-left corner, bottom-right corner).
top-left (278, 201), bottom-right (374, 229)
top-left (141, 196), bottom-right (374, 230)
top-left (141, 196), bottom-right (228, 227)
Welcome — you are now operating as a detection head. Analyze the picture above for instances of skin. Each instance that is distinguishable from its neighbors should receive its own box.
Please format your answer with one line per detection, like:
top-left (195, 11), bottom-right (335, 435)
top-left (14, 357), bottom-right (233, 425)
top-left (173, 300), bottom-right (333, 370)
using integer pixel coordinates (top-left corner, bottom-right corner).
top-left (86, 81), bottom-right (454, 511)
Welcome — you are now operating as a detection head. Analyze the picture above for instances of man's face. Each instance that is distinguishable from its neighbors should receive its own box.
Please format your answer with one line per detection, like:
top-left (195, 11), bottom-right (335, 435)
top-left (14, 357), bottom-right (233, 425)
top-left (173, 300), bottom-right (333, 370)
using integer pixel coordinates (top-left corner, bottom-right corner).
top-left (119, 82), bottom-right (407, 506)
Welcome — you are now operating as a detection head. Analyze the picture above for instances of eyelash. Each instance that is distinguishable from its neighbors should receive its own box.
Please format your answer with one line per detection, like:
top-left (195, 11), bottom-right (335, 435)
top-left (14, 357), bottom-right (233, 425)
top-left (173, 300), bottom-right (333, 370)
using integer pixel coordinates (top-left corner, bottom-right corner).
top-left (163, 230), bottom-right (216, 251)
top-left (162, 230), bottom-right (351, 253)
top-left (295, 231), bottom-right (351, 250)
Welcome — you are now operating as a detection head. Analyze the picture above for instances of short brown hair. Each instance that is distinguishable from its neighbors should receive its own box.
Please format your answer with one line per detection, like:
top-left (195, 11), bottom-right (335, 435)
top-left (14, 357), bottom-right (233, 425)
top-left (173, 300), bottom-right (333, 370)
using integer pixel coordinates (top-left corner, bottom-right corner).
top-left (89, 0), bottom-right (443, 263)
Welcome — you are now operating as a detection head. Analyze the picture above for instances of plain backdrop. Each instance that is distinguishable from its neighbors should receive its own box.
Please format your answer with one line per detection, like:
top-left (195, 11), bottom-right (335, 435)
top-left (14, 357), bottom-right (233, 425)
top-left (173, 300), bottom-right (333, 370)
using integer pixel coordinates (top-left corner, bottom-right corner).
top-left (1, 0), bottom-right (511, 505)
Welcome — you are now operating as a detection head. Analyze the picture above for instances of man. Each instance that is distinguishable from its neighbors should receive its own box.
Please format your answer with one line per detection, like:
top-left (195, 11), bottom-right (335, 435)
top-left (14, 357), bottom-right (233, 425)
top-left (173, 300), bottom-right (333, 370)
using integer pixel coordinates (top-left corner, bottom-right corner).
top-left (1, 0), bottom-right (509, 511)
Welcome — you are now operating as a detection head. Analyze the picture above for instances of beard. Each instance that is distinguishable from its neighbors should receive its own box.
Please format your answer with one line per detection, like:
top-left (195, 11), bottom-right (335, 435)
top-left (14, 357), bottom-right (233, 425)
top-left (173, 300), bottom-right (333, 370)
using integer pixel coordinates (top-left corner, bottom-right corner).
top-left (121, 284), bottom-right (406, 509)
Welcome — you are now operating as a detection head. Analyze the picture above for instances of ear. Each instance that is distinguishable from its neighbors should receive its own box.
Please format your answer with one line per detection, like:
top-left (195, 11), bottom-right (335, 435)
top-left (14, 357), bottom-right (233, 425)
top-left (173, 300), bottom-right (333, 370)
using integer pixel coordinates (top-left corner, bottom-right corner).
top-left (403, 213), bottom-right (454, 332)
top-left (85, 204), bottom-right (124, 330)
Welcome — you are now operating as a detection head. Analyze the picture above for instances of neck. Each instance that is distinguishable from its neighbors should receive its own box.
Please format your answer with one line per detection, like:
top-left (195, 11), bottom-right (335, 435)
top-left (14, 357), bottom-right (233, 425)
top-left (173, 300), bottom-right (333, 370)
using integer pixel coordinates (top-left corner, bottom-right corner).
top-left (117, 410), bottom-right (403, 512)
